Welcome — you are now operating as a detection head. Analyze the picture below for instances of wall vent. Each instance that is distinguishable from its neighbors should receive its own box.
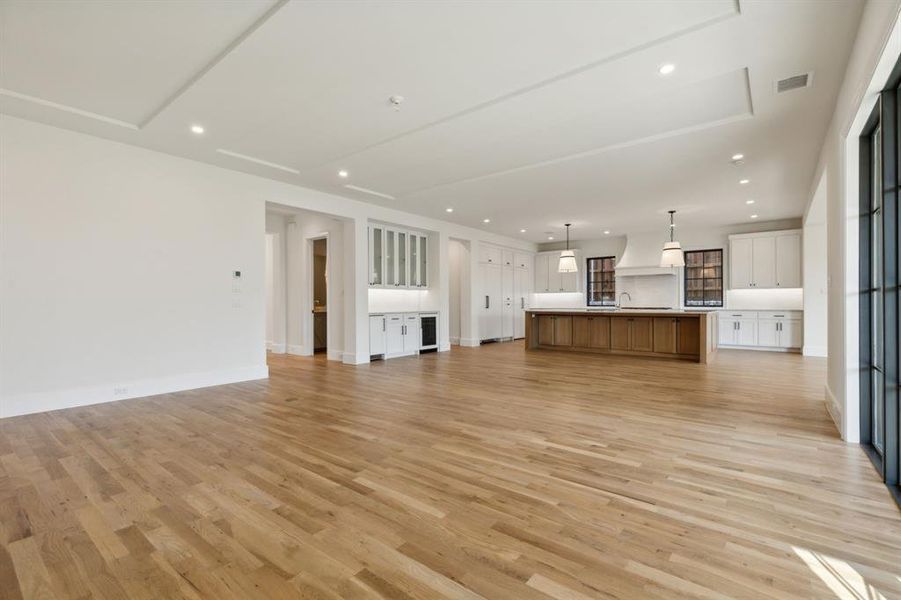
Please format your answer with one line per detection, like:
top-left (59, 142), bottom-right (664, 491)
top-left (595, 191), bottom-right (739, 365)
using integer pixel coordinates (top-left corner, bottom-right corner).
top-left (775, 72), bottom-right (812, 93)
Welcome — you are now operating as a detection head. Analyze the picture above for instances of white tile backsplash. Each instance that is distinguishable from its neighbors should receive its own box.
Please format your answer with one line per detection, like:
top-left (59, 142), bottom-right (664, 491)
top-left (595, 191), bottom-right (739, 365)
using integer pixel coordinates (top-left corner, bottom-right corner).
top-left (369, 288), bottom-right (437, 313)
top-left (616, 274), bottom-right (679, 308)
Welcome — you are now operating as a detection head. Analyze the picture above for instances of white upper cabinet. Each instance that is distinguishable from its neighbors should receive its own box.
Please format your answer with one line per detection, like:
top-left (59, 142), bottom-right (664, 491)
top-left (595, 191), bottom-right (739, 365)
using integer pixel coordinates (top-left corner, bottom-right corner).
top-left (775, 233), bottom-right (801, 288)
top-left (534, 250), bottom-right (580, 292)
top-left (480, 244), bottom-right (502, 265)
top-left (729, 229), bottom-right (801, 289)
top-left (369, 224), bottom-right (430, 289)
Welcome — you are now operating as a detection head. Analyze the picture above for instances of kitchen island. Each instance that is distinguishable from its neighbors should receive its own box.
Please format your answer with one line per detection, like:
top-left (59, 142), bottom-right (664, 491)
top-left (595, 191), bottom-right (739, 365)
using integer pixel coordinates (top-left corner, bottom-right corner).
top-left (525, 309), bottom-right (718, 363)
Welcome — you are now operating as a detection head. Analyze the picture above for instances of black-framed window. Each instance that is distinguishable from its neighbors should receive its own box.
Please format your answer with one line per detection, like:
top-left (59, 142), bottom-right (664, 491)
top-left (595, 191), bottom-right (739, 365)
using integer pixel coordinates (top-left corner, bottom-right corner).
top-left (684, 249), bottom-right (723, 307)
top-left (859, 60), bottom-right (901, 508)
top-left (586, 256), bottom-right (616, 306)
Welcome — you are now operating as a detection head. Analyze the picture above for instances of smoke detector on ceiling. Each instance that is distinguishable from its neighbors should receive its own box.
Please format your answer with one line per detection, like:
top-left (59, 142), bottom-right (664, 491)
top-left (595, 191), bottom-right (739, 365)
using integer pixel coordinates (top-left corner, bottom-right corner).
top-left (775, 72), bottom-right (813, 94)
top-left (388, 95), bottom-right (405, 110)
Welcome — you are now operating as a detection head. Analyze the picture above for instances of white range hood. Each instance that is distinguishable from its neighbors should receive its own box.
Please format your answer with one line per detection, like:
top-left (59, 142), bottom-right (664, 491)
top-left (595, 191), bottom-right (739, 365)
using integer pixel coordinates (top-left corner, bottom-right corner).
top-left (615, 232), bottom-right (680, 277)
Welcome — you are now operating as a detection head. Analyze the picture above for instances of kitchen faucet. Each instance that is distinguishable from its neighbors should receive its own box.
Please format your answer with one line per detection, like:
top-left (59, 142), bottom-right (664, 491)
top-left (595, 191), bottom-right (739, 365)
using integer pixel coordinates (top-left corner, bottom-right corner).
top-left (617, 292), bottom-right (632, 308)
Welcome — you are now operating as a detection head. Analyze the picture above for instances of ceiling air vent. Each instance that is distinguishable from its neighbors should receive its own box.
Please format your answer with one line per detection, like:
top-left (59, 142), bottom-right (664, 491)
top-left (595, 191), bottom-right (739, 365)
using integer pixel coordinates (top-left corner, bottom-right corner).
top-left (775, 72), bottom-right (812, 93)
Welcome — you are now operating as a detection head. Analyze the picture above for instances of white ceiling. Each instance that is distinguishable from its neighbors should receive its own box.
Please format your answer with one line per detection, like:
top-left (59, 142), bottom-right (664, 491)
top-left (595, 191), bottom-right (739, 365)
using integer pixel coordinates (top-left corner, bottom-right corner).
top-left (0, 0), bottom-right (864, 241)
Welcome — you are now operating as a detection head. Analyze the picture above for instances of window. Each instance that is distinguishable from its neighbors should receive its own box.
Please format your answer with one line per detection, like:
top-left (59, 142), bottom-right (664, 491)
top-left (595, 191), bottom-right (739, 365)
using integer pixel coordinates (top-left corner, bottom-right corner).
top-left (684, 249), bottom-right (723, 307)
top-left (586, 256), bottom-right (615, 306)
top-left (859, 66), bottom-right (901, 508)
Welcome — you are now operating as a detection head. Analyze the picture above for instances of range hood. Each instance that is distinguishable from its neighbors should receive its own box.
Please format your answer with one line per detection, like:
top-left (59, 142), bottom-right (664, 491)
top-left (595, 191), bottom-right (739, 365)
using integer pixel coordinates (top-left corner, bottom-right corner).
top-left (615, 232), bottom-right (680, 277)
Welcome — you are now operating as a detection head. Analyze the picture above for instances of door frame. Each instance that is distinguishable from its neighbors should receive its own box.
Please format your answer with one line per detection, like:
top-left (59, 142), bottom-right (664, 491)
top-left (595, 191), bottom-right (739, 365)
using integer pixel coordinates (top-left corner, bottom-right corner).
top-left (305, 232), bottom-right (337, 359)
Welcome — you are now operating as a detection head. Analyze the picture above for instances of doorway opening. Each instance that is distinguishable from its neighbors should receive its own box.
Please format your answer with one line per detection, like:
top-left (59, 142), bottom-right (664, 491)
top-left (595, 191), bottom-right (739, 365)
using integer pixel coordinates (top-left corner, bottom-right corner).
top-left (311, 237), bottom-right (328, 354)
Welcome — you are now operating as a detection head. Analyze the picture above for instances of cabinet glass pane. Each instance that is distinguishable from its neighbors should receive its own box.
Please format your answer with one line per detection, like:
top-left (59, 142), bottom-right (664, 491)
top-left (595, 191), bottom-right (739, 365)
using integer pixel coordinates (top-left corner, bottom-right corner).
top-left (410, 235), bottom-right (418, 286)
top-left (371, 227), bottom-right (383, 285)
top-left (386, 230), bottom-right (396, 286)
top-left (420, 237), bottom-right (428, 288)
top-left (398, 232), bottom-right (407, 286)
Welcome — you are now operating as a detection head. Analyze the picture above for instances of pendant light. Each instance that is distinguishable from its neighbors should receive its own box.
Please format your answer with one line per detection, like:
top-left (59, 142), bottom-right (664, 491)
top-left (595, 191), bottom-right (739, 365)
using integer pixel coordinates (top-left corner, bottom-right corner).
top-left (660, 210), bottom-right (685, 268)
top-left (558, 223), bottom-right (578, 273)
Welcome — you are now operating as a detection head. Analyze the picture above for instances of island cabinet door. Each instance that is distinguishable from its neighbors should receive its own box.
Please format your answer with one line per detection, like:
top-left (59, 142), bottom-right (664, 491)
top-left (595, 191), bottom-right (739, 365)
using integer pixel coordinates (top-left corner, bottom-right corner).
top-left (677, 318), bottom-right (700, 355)
top-left (537, 315), bottom-right (555, 345)
top-left (572, 316), bottom-right (591, 348)
top-left (589, 316), bottom-right (611, 348)
top-left (653, 318), bottom-right (677, 353)
top-left (610, 317), bottom-right (631, 350)
top-left (631, 317), bottom-right (653, 352)
top-left (553, 316), bottom-right (573, 346)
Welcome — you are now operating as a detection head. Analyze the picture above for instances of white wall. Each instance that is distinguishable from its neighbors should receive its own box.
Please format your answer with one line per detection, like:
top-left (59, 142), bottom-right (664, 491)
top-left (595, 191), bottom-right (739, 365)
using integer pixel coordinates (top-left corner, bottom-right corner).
top-left (1, 115), bottom-right (535, 417)
top-left (265, 213), bottom-right (287, 353)
top-left (0, 116), bottom-right (268, 417)
top-left (804, 1), bottom-right (901, 440)
top-left (803, 172), bottom-right (828, 357)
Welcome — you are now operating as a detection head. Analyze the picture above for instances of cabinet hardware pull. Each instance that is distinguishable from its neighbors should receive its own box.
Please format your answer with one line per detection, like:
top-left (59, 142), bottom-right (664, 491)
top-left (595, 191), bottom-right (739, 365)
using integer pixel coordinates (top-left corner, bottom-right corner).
top-left (383, 318), bottom-right (386, 332)
top-left (485, 296), bottom-right (490, 309)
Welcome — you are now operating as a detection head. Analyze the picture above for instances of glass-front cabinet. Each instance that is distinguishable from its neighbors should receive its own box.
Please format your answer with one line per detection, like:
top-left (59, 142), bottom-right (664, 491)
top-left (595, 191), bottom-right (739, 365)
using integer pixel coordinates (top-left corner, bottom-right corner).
top-left (369, 224), bottom-right (429, 289)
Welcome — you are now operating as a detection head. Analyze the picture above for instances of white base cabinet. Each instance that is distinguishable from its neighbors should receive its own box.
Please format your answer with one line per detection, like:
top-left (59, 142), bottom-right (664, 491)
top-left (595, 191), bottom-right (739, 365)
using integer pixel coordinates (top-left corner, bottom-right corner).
top-left (718, 310), bottom-right (802, 350)
top-left (370, 312), bottom-right (430, 359)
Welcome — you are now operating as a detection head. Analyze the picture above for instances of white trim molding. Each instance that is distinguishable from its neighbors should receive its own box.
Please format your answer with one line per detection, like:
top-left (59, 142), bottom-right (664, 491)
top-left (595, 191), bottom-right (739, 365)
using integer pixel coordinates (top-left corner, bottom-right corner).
top-left (825, 384), bottom-right (843, 439)
top-left (1, 364), bottom-right (269, 419)
top-left (459, 338), bottom-right (481, 347)
top-left (803, 345), bottom-right (828, 357)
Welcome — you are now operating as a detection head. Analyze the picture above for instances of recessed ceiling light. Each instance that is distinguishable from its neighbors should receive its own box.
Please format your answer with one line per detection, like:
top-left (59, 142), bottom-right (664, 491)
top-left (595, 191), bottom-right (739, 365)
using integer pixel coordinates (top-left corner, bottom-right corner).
top-left (746, 199), bottom-right (755, 205)
top-left (750, 214), bottom-right (759, 219)
top-left (520, 229), bottom-right (526, 233)
top-left (603, 230), bottom-right (611, 235)
top-left (547, 236), bottom-right (554, 240)
top-left (739, 179), bottom-right (750, 185)
top-left (658, 63), bottom-right (676, 75)
top-left (445, 207), bottom-right (453, 213)
top-left (483, 218), bottom-right (491, 223)
top-left (338, 170), bottom-right (349, 178)
top-left (732, 153), bottom-right (744, 161)
top-left (190, 124), bottom-right (204, 134)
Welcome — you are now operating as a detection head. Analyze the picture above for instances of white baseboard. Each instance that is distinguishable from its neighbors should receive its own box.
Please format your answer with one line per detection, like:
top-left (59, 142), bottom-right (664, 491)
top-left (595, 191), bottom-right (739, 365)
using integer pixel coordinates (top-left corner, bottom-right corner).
top-left (327, 349), bottom-right (343, 362)
top-left (267, 342), bottom-right (286, 354)
top-left (718, 345), bottom-right (800, 353)
top-left (803, 345), bottom-right (827, 357)
top-left (439, 343), bottom-right (451, 352)
top-left (459, 338), bottom-right (480, 347)
top-left (287, 344), bottom-right (306, 356)
top-left (825, 384), bottom-right (842, 438)
top-left (342, 352), bottom-right (370, 365)
top-left (449, 336), bottom-right (460, 345)
top-left (1, 364), bottom-right (269, 419)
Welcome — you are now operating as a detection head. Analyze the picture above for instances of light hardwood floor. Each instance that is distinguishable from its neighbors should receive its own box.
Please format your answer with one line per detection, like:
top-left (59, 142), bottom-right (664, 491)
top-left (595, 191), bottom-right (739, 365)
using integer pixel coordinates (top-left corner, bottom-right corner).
top-left (2, 344), bottom-right (900, 599)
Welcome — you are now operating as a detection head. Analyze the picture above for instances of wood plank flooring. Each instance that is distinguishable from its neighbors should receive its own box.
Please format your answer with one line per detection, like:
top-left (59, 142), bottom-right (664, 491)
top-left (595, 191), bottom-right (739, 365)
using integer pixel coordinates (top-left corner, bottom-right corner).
top-left (2, 344), bottom-right (900, 599)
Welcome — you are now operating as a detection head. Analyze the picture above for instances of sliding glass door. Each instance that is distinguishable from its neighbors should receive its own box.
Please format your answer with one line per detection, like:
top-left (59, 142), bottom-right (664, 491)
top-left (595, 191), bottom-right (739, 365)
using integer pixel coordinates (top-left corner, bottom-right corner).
top-left (860, 79), bottom-right (901, 507)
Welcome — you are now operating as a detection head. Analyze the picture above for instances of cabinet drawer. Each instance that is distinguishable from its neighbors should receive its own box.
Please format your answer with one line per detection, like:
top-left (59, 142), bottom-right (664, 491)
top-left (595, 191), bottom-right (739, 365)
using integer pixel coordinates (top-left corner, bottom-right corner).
top-left (757, 311), bottom-right (802, 320)
top-left (723, 311), bottom-right (757, 319)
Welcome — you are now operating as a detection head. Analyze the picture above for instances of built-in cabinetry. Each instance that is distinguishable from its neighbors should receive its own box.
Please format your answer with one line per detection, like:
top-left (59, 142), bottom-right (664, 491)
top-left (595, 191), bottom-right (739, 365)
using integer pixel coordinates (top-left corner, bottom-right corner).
top-left (729, 230), bottom-right (801, 289)
top-left (370, 312), bottom-right (434, 359)
top-left (479, 244), bottom-right (532, 341)
top-left (718, 310), bottom-right (802, 350)
top-left (368, 224), bottom-right (429, 288)
top-left (534, 250), bottom-right (581, 293)
top-left (526, 310), bottom-right (717, 363)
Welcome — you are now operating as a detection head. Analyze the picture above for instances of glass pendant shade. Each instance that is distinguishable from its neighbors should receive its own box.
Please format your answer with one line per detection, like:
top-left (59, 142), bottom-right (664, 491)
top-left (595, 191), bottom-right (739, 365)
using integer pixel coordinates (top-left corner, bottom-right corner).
top-left (558, 249), bottom-right (578, 273)
top-left (660, 241), bottom-right (685, 267)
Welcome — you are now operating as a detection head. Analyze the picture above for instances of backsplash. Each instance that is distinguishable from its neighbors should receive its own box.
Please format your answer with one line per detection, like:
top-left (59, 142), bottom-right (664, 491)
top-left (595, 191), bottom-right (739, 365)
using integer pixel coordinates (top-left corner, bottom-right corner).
top-left (616, 274), bottom-right (679, 308)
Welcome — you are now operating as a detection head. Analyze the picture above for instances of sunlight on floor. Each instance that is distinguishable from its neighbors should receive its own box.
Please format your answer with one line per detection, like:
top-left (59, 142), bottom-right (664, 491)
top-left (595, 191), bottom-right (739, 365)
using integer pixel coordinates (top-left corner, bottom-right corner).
top-left (793, 546), bottom-right (888, 600)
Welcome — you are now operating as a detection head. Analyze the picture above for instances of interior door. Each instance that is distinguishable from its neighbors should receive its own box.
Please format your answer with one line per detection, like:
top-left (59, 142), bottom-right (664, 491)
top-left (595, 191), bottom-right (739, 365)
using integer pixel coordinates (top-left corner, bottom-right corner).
top-left (751, 236), bottom-right (777, 288)
top-left (776, 233), bottom-right (801, 288)
top-left (730, 238), bottom-right (753, 288)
